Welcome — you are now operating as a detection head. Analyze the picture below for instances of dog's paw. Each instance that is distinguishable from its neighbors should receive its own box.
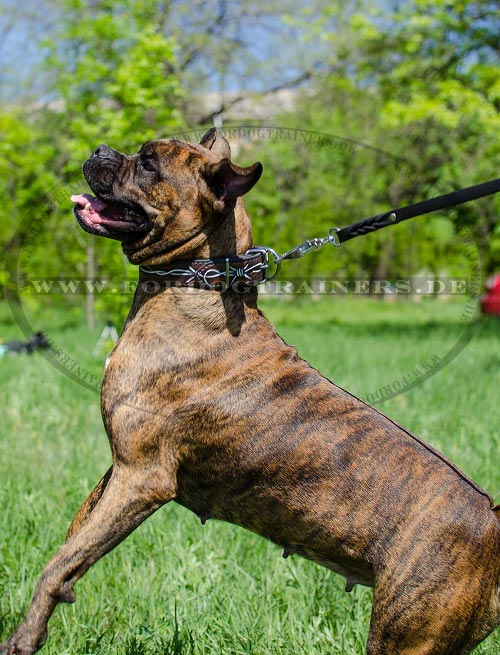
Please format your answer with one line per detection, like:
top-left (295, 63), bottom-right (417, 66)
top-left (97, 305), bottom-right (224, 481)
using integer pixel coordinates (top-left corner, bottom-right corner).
top-left (0, 638), bottom-right (17, 655)
top-left (0, 634), bottom-right (43, 655)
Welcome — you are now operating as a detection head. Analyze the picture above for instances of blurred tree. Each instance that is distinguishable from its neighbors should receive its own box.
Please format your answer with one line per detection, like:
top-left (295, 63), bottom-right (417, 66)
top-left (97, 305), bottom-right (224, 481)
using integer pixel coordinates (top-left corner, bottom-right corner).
top-left (0, 0), bottom-right (362, 119)
top-left (245, 78), bottom-right (471, 284)
top-left (161, 0), bottom-right (365, 124)
top-left (352, 0), bottom-right (500, 272)
top-left (0, 0), bottom-right (52, 102)
top-left (247, 0), bottom-right (499, 282)
top-left (2, 0), bottom-right (183, 327)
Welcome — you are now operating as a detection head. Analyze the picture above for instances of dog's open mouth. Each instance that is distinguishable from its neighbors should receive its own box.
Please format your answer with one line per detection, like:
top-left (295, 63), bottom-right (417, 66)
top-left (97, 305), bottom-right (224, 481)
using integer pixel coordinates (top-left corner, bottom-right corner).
top-left (71, 193), bottom-right (149, 240)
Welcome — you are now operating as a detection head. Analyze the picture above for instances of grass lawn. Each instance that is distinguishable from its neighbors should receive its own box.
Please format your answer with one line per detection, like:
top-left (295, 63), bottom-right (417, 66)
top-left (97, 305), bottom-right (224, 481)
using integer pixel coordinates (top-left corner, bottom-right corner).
top-left (0, 296), bottom-right (498, 654)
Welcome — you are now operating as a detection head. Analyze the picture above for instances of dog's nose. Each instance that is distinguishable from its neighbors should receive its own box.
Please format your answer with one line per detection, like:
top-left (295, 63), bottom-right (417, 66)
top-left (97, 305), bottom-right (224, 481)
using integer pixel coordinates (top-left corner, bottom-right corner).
top-left (92, 144), bottom-right (121, 161)
top-left (91, 143), bottom-right (123, 164)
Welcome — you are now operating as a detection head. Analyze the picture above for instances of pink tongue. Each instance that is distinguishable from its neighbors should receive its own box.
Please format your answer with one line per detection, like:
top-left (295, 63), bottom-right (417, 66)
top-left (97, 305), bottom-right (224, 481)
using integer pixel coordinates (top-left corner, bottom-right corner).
top-left (70, 194), bottom-right (107, 211)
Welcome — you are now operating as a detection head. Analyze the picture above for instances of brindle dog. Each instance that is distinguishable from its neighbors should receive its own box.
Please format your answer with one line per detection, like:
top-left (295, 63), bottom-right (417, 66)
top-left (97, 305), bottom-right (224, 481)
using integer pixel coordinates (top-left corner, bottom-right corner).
top-left (1, 130), bottom-right (499, 655)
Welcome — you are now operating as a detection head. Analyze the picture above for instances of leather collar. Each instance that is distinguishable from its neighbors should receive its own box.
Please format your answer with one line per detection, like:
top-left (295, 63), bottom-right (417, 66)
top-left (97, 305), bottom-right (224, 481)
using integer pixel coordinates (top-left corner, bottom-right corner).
top-left (139, 248), bottom-right (269, 292)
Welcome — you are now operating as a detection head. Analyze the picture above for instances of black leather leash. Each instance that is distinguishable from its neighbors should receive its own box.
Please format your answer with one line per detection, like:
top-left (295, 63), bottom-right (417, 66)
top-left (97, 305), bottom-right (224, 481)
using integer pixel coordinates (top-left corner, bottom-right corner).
top-left (139, 178), bottom-right (500, 291)
top-left (274, 178), bottom-right (500, 261)
top-left (335, 178), bottom-right (500, 244)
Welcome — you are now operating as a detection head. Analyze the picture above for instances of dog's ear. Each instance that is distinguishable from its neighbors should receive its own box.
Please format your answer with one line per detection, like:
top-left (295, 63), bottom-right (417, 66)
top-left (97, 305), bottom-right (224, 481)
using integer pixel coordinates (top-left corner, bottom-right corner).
top-left (199, 128), bottom-right (231, 159)
top-left (202, 158), bottom-right (263, 205)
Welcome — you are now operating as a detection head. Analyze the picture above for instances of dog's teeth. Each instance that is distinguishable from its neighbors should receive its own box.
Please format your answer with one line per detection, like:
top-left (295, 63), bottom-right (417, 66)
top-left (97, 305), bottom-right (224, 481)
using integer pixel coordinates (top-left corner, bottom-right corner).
top-left (84, 202), bottom-right (92, 211)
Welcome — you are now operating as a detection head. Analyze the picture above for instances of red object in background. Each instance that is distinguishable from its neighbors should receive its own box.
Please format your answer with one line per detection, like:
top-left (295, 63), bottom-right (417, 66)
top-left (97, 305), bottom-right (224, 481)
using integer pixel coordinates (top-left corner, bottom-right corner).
top-left (480, 273), bottom-right (500, 315)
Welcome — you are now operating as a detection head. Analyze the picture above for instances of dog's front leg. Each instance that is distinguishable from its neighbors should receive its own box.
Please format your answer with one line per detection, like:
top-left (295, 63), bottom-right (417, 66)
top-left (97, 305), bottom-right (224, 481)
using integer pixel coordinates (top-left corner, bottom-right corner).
top-left (0, 464), bottom-right (176, 655)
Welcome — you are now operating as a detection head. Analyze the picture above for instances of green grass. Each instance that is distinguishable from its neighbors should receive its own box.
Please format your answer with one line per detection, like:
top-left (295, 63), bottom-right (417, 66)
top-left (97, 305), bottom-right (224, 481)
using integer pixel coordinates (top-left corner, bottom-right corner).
top-left (0, 297), bottom-right (499, 654)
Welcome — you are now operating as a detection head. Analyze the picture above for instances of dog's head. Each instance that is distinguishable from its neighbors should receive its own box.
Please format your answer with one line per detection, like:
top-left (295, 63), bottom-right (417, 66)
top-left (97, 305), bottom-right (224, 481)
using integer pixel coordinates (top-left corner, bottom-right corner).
top-left (71, 129), bottom-right (262, 265)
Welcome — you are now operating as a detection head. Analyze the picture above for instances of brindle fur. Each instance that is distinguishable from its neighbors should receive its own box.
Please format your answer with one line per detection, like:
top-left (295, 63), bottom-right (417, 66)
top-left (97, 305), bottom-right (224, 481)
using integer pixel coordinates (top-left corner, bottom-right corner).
top-left (1, 130), bottom-right (499, 655)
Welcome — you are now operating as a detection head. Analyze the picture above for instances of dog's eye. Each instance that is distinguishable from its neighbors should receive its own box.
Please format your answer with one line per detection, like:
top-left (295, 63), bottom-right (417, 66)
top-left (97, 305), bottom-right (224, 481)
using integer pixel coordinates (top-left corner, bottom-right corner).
top-left (140, 158), bottom-right (157, 173)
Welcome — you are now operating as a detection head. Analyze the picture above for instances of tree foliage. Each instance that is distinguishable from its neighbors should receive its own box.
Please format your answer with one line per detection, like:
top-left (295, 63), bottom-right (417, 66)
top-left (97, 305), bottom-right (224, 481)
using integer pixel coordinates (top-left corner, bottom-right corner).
top-left (2, 0), bottom-right (183, 321)
top-left (351, 0), bottom-right (500, 269)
